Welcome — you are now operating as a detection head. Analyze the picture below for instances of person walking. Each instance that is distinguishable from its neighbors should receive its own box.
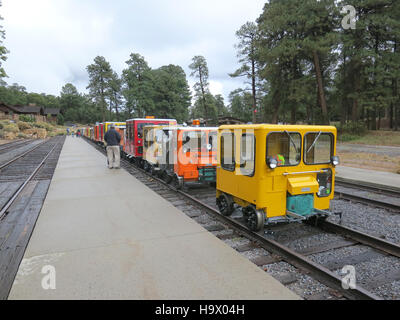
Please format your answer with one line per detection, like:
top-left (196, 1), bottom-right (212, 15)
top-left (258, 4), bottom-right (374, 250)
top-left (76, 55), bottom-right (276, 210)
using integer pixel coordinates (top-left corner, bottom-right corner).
top-left (104, 125), bottom-right (121, 169)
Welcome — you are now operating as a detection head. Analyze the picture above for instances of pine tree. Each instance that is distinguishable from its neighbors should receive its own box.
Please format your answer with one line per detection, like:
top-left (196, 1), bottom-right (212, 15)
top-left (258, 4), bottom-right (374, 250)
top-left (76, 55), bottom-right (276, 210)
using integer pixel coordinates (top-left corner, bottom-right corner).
top-left (189, 56), bottom-right (210, 124)
top-left (107, 72), bottom-right (122, 120)
top-left (230, 22), bottom-right (260, 123)
top-left (122, 53), bottom-right (153, 117)
top-left (86, 56), bottom-right (114, 122)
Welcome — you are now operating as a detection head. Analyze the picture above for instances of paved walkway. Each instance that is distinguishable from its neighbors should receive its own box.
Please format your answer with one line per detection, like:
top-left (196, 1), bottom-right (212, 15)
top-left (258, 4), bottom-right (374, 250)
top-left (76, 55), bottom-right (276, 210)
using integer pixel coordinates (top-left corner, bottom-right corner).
top-left (8, 136), bottom-right (299, 300)
top-left (336, 165), bottom-right (400, 190)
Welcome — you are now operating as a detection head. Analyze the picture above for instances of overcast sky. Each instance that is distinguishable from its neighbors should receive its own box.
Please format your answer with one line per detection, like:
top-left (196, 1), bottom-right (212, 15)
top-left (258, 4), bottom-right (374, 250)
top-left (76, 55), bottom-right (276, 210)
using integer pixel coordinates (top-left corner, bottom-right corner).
top-left (1, 0), bottom-right (266, 104)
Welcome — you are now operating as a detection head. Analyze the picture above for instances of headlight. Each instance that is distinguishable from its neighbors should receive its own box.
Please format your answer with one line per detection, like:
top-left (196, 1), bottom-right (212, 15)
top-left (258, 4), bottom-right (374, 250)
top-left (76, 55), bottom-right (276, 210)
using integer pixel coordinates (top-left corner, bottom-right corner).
top-left (267, 157), bottom-right (278, 169)
top-left (331, 156), bottom-right (340, 166)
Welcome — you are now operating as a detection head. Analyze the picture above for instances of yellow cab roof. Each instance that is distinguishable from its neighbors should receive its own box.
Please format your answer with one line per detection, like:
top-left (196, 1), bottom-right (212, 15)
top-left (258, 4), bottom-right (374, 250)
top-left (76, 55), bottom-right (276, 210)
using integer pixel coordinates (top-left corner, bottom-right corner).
top-left (218, 123), bottom-right (337, 133)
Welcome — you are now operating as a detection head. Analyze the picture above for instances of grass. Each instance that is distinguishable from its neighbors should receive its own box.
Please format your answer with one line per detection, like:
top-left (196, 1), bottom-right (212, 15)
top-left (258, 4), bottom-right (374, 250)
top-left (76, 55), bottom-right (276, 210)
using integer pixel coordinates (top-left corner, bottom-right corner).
top-left (338, 130), bottom-right (400, 146)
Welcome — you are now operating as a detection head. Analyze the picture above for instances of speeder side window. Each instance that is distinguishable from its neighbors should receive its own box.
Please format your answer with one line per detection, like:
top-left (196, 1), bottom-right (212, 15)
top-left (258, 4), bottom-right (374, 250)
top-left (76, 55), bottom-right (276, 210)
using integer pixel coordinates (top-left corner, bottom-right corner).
top-left (304, 132), bottom-right (333, 165)
top-left (144, 128), bottom-right (154, 148)
top-left (209, 132), bottom-right (217, 151)
top-left (137, 123), bottom-right (153, 138)
top-left (240, 133), bottom-right (255, 176)
top-left (221, 132), bottom-right (235, 171)
top-left (266, 132), bottom-right (301, 167)
top-left (182, 131), bottom-right (206, 151)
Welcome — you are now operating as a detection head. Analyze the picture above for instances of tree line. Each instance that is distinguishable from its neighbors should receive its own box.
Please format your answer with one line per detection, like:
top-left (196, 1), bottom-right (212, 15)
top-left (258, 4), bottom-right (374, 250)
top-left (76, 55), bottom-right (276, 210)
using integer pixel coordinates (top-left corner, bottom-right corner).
top-left (0, 0), bottom-right (399, 130)
top-left (234, 0), bottom-right (400, 131)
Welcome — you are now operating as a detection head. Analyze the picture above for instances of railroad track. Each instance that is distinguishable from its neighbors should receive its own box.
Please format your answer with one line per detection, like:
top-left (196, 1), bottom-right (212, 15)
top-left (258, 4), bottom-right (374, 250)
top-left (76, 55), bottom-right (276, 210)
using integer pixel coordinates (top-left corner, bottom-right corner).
top-left (0, 138), bottom-right (62, 219)
top-left (0, 136), bottom-right (65, 299)
top-left (0, 139), bottom-right (33, 155)
top-left (86, 138), bottom-right (400, 300)
top-left (0, 139), bottom-right (23, 151)
top-left (336, 177), bottom-right (400, 196)
top-left (335, 179), bottom-right (400, 213)
top-left (0, 139), bottom-right (49, 171)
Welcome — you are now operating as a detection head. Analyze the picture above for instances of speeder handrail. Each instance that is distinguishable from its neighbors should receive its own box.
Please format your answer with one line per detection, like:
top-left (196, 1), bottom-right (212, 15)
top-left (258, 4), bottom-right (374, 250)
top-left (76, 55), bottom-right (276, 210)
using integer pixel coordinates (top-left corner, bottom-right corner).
top-left (282, 169), bottom-right (327, 176)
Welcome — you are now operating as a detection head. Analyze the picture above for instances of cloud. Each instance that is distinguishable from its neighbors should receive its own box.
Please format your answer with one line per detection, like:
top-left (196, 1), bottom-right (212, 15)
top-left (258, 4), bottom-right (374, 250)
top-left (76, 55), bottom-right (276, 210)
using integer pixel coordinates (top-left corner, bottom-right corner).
top-left (1, 0), bottom-right (265, 102)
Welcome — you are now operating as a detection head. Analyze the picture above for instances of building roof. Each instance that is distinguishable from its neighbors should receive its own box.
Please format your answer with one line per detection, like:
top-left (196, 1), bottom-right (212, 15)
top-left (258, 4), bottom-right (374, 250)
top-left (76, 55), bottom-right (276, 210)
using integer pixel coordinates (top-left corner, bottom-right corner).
top-left (0, 103), bottom-right (60, 116)
top-left (44, 108), bottom-right (60, 115)
top-left (8, 105), bottom-right (44, 114)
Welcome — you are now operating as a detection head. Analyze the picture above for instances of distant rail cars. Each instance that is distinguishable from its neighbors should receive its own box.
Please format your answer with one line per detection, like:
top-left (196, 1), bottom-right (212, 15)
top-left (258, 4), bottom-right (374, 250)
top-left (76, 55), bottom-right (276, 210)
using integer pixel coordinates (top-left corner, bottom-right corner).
top-left (91, 122), bottom-right (126, 147)
top-left (215, 124), bottom-right (339, 231)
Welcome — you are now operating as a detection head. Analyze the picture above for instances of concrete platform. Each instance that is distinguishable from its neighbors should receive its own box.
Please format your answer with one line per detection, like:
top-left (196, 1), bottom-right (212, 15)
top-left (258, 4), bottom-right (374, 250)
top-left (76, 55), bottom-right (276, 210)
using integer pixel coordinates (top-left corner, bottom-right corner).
top-left (336, 165), bottom-right (400, 190)
top-left (8, 136), bottom-right (299, 300)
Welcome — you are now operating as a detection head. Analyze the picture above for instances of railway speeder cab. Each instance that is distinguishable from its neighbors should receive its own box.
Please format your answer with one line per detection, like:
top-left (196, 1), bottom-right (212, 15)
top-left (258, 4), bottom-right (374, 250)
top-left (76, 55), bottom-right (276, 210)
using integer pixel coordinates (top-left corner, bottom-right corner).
top-left (142, 124), bottom-right (170, 175)
top-left (216, 124), bottom-right (339, 231)
top-left (125, 118), bottom-right (177, 165)
top-left (160, 126), bottom-right (218, 189)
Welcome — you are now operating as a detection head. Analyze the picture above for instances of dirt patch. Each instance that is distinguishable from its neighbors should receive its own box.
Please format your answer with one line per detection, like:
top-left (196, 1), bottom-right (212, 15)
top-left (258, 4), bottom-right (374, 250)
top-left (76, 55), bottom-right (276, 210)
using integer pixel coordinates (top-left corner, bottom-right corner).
top-left (338, 151), bottom-right (400, 174)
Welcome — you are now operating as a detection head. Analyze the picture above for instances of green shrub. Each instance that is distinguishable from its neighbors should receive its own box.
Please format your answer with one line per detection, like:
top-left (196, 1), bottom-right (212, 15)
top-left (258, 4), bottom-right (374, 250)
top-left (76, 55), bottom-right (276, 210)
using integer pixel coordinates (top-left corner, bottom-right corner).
top-left (57, 114), bottom-right (64, 125)
top-left (0, 129), bottom-right (4, 138)
top-left (17, 121), bottom-right (32, 131)
top-left (33, 121), bottom-right (54, 132)
top-left (337, 133), bottom-right (359, 142)
top-left (3, 123), bottom-right (19, 133)
top-left (19, 115), bottom-right (35, 123)
top-left (337, 121), bottom-right (367, 136)
top-left (0, 123), bottom-right (3, 130)
top-left (32, 122), bottom-right (46, 129)
top-left (17, 132), bottom-right (28, 138)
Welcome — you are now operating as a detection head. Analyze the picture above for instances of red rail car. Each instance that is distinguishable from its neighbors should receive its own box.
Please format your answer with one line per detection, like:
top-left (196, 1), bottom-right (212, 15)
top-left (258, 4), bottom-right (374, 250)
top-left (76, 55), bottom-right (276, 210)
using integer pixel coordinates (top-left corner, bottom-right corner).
top-left (125, 118), bottom-right (176, 165)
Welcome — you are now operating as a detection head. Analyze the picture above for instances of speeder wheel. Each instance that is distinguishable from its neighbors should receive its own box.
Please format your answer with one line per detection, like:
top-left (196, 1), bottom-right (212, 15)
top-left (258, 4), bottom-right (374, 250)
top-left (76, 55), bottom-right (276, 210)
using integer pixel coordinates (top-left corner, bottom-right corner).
top-left (216, 193), bottom-right (234, 216)
top-left (246, 206), bottom-right (265, 232)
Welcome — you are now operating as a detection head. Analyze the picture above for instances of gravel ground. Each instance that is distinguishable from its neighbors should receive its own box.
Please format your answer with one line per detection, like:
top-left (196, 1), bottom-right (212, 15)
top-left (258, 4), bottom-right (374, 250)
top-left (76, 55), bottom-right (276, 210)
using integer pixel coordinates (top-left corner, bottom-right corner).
top-left (329, 199), bottom-right (400, 244)
top-left (373, 280), bottom-right (400, 300)
top-left (194, 214), bottom-right (215, 225)
top-left (264, 261), bottom-right (330, 299)
top-left (334, 255), bottom-right (400, 300)
top-left (309, 244), bottom-right (372, 266)
top-left (223, 237), bottom-right (249, 248)
top-left (287, 232), bottom-right (344, 252)
top-left (239, 248), bottom-right (269, 260)
top-left (264, 223), bottom-right (322, 245)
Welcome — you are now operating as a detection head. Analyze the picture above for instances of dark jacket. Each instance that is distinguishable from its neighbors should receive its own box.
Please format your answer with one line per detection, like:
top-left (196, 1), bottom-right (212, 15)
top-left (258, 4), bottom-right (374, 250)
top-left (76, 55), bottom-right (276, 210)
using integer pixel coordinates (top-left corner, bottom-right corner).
top-left (104, 129), bottom-right (121, 146)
